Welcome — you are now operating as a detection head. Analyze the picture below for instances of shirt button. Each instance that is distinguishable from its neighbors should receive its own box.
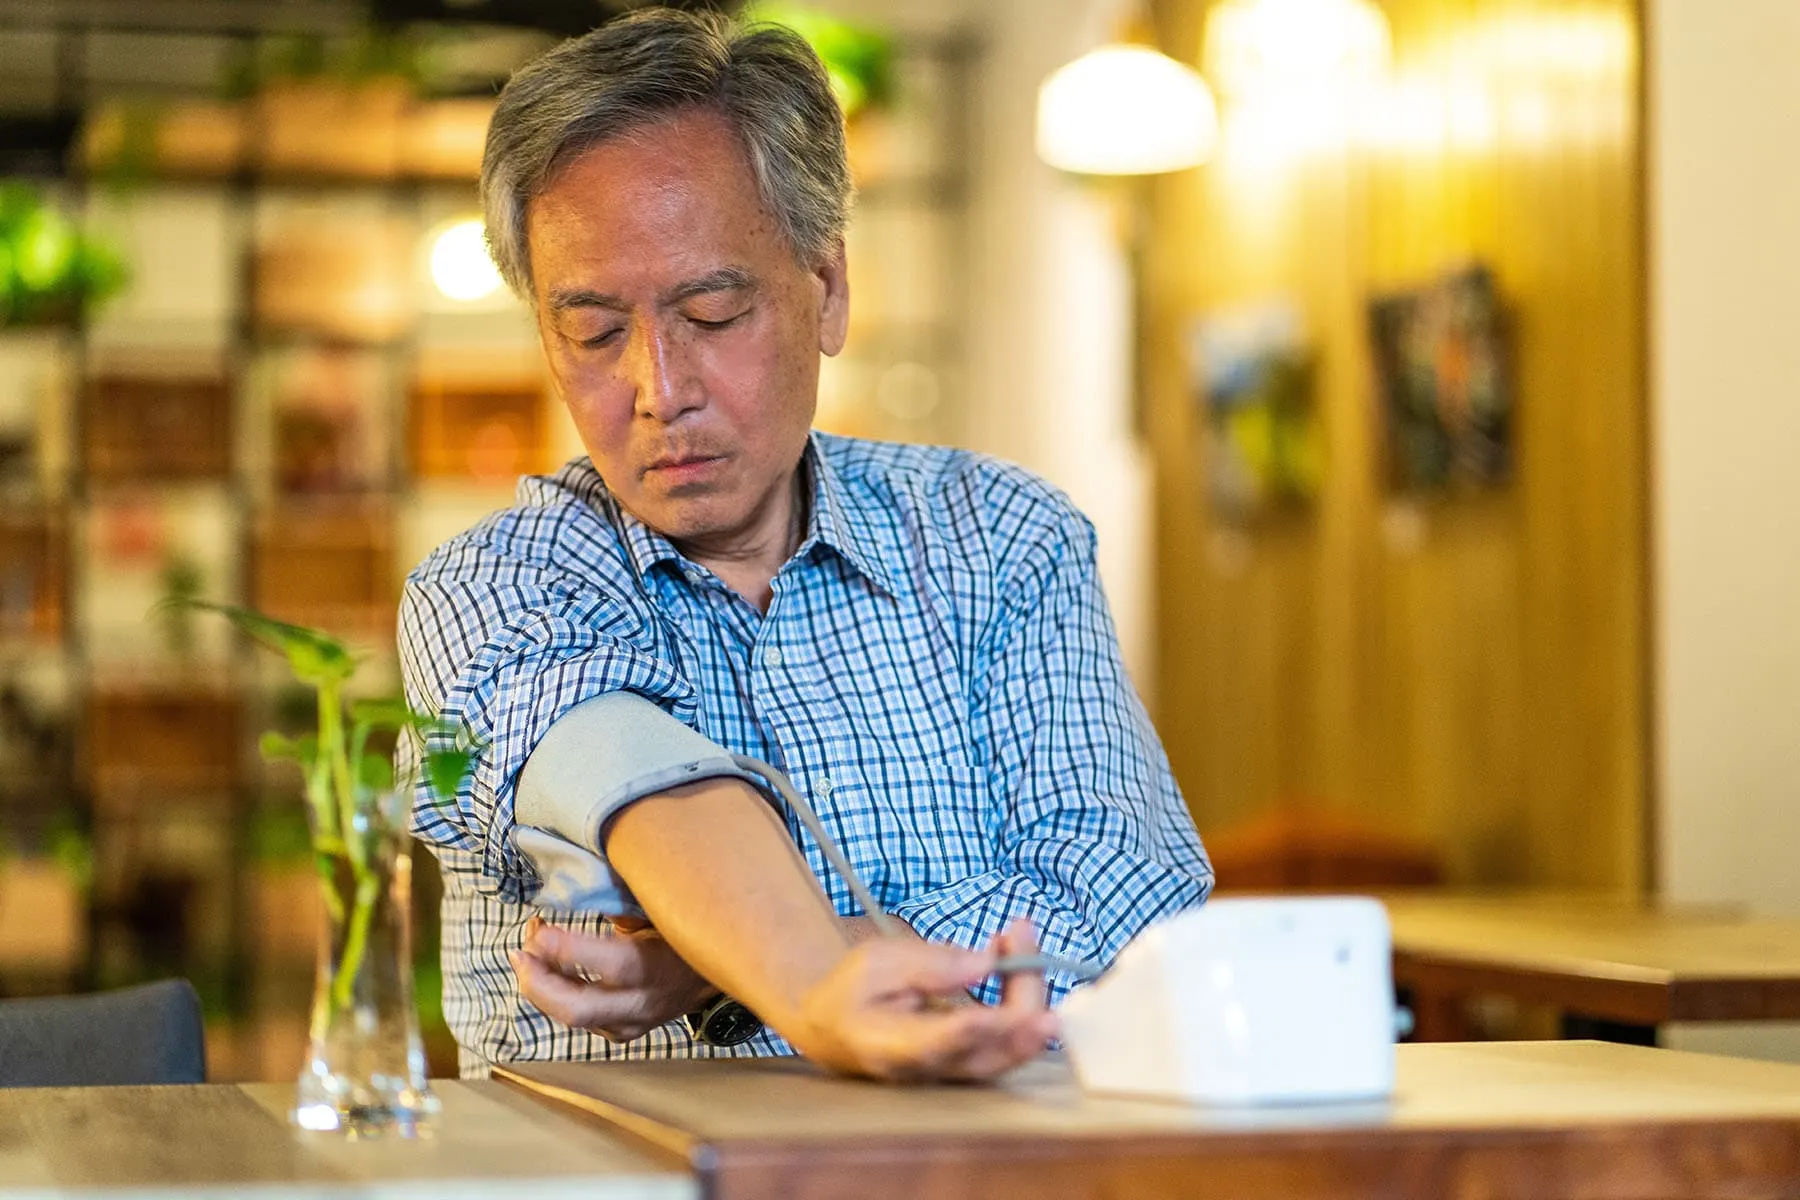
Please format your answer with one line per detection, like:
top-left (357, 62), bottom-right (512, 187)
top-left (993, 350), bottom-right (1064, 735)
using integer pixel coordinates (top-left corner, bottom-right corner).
top-left (761, 646), bottom-right (783, 667)
top-left (816, 776), bottom-right (835, 798)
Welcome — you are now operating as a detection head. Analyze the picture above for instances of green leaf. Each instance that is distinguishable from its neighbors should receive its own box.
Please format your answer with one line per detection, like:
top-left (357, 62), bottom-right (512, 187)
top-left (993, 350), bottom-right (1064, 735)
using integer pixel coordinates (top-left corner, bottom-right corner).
top-left (71, 239), bottom-right (128, 312)
top-left (45, 814), bottom-right (93, 894)
top-left (424, 748), bottom-right (474, 801)
top-left (350, 696), bottom-right (422, 732)
top-left (744, 5), bottom-right (895, 116)
top-left (247, 803), bottom-right (313, 864)
top-left (156, 598), bottom-right (357, 686)
top-left (12, 206), bottom-right (77, 293)
top-left (260, 730), bottom-right (318, 770)
top-left (356, 752), bottom-right (395, 795)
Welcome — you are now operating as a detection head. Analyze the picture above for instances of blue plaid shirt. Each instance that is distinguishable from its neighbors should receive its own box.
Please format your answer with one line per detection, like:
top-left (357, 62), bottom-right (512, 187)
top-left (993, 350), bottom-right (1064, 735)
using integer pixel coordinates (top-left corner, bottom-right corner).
top-left (399, 433), bottom-right (1212, 1076)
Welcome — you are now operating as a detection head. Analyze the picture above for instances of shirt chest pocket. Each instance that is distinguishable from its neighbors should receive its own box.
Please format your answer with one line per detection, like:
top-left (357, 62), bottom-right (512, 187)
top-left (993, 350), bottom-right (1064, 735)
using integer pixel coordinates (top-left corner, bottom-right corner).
top-left (812, 757), bottom-right (994, 912)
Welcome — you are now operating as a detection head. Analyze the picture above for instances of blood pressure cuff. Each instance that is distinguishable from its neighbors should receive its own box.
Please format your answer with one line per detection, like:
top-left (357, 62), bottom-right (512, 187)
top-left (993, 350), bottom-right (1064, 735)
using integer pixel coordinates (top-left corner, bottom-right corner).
top-left (512, 691), bottom-right (769, 916)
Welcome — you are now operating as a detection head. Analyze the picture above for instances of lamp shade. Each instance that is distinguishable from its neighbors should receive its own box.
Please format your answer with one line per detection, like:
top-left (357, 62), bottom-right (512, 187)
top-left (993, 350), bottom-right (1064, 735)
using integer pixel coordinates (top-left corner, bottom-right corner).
top-left (1036, 44), bottom-right (1219, 175)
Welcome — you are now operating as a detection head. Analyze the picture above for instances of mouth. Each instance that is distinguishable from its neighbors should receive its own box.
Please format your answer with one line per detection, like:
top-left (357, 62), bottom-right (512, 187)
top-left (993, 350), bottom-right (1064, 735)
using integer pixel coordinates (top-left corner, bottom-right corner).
top-left (644, 453), bottom-right (727, 484)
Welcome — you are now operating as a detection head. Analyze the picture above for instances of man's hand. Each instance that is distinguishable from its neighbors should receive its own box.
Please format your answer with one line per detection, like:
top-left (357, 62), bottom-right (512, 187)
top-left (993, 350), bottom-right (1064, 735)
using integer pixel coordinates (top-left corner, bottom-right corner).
top-left (790, 919), bottom-right (1059, 1082)
top-left (510, 914), bottom-right (719, 1042)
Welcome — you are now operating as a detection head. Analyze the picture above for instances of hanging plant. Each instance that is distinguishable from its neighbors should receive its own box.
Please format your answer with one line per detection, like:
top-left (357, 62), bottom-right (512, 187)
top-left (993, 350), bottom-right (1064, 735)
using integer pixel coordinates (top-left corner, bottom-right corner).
top-left (0, 181), bottom-right (128, 329)
top-left (744, 4), bottom-right (896, 120)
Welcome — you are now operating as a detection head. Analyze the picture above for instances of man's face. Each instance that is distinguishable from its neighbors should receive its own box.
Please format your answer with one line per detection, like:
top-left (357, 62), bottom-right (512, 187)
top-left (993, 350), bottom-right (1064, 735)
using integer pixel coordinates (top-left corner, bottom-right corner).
top-left (525, 107), bottom-right (849, 554)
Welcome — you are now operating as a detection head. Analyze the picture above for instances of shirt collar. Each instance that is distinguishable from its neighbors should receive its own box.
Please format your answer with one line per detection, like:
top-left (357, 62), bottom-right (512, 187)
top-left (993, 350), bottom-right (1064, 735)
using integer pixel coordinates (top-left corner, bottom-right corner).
top-left (599, 436), bottom-right (898, 599)
top-left (799, 436), bottom-right (899, 599)
top-left (613, 493), bottom-right (685, 582)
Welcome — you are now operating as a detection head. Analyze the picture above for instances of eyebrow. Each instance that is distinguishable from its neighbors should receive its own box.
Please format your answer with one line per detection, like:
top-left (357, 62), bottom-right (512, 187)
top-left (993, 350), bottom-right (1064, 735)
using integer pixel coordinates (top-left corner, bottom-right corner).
top-left (547, 267), bottom-right (755, 313)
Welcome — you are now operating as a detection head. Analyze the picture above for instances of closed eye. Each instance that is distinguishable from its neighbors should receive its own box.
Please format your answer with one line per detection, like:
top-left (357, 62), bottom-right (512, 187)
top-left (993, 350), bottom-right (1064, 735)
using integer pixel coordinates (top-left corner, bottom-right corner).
top-left (689, 311), bottom-right (747, 331)
top-left (580, 329), bottom-right (624, 348)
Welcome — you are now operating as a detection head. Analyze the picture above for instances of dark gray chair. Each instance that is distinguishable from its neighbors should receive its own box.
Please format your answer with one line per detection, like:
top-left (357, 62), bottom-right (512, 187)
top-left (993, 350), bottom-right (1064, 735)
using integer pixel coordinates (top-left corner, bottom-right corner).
top-left (0, 979), bottom-right (206, 1087)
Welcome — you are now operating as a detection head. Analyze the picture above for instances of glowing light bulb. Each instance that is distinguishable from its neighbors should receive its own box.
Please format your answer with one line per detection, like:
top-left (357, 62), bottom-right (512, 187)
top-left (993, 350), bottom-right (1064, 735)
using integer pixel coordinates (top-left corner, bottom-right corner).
top-left (429, 218), bottom-right (503, 303)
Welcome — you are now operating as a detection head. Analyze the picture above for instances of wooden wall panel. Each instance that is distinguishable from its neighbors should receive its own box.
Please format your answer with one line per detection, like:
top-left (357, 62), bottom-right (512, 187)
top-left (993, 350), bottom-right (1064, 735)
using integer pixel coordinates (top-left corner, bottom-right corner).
top-left (1146, 0), bottom-right (1645, 890)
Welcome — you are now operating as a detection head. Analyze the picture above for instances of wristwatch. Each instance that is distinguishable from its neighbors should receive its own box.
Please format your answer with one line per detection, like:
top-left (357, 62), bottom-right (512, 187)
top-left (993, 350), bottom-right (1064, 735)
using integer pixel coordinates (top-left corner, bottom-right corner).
top-left (682, 993), bottom-right (763, 1047)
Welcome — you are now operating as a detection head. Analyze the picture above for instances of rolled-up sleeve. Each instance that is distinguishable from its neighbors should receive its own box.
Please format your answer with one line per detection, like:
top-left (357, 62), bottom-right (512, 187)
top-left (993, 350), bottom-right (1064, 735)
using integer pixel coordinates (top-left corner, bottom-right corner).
top-left (889, 504), bottom-right (1213, 1003)
top-left (398, 549), bottom-right (694, 904)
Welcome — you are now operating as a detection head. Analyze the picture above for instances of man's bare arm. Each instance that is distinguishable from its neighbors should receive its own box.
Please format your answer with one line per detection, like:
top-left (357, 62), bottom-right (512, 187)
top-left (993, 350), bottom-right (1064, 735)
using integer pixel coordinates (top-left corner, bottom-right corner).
top-left (525, 775), bottom-right (1055, 1079)
top-left (601, 775), bottom-right (849, 1036)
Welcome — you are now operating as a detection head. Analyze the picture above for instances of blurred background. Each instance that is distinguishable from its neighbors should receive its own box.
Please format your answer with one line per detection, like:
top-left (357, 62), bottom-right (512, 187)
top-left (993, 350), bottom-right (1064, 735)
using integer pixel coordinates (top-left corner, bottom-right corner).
top-left (0, 0), bottom-right (1793, 1077)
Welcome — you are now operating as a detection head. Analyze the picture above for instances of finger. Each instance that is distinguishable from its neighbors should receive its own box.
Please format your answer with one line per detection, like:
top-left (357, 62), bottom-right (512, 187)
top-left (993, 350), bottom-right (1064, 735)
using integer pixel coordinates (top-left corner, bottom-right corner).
top-left (864, 1004), bottom-right (1034, 1073)
top-left (994, 919), bottom-right (1047, 1016)
top-left (935, 1008), bottom-right (1060, 1081)
top-left (510, 949), bottom-right (657, 1038)
top-left (526, 919), bottom-right (657, 988)
top-left (609, 915), bottom-right (653, 934)
top-left (966, 1010), bottom-right (1062, 1078)
top-left (862, 1005), bottom-right (1056, 1082)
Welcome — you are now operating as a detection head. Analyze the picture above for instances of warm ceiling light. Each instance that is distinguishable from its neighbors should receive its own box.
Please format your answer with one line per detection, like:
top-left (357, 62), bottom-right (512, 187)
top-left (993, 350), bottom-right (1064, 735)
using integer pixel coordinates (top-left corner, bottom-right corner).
top-left (1205, 0), bottom-right (1391, 99)
top-left (1036, 44), bottom-right (1219, 176)
top-left (428, 218), bottom-right (503, 303)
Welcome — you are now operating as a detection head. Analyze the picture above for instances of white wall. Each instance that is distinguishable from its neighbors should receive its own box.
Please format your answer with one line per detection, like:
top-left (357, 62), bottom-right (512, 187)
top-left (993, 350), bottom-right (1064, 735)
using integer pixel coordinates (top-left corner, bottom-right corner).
top-left (1651, 0), bottom-right (1800, 1060)
top-left (809, 0), bottom-right (1157, 703)
top-left (964, 0), bottom-right (1159, 704)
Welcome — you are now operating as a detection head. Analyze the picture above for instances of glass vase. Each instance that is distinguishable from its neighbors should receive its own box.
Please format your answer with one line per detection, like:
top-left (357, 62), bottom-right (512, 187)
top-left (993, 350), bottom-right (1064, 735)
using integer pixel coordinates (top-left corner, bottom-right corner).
top-left (292, 787), bottom-right (440, 1137)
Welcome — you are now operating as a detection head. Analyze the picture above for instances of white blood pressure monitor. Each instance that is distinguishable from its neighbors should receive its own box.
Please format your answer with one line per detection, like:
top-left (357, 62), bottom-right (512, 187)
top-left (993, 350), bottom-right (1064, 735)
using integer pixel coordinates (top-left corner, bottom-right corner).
top-left (1058, 897), bottom-right (1397, 1106)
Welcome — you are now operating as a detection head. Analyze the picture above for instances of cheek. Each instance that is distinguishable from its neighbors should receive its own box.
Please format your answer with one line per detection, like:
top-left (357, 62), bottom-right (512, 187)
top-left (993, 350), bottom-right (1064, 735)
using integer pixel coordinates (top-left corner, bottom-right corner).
top-left (699, 322), bottom-right (818, 429)
top-left (547, 351), bottom-right (634, 433)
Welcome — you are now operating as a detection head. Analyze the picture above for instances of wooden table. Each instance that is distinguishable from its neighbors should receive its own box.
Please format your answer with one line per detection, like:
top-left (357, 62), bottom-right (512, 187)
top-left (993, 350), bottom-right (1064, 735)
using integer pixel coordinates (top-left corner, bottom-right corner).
top-left (1383, 893), bottom-right (1800, 1040)
top-left (0, 1079), bottom-right (693, 1199)
top-left (498, 1041), bottom-right (1800, 1200)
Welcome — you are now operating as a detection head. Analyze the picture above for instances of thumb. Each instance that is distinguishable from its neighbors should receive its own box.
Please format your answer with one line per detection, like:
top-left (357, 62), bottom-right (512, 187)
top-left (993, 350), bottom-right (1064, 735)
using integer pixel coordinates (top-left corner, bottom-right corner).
top-left (609, 915), bottom-right (653, 934)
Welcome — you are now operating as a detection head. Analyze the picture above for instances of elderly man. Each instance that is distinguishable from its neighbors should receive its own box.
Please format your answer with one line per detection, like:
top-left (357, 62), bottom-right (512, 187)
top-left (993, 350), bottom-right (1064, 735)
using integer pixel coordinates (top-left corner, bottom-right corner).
top-left (399, 6), bottom-right (1212, 1082)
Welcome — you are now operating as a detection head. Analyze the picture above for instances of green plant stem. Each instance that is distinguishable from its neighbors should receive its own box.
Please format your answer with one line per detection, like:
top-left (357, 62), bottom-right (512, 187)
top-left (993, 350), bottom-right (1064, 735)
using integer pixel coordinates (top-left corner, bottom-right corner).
top-left (316, 678), bottom-right (384, 1009)
top-left (311, 850), bottom-right (346, 927)
top-left (318, 683), bottom-right (366, 876)
top-left (332, 871), bottom-right (382, 1012)
top-left (303, 758), bottom-right (348, 928)
top-left (309, 687), bottom-right (344, 851)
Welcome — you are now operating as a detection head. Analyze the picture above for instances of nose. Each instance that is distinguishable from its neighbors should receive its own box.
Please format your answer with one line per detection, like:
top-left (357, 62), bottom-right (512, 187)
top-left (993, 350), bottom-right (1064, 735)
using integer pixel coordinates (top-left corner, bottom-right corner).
top-left (623, 319), bottom-right (701, 423)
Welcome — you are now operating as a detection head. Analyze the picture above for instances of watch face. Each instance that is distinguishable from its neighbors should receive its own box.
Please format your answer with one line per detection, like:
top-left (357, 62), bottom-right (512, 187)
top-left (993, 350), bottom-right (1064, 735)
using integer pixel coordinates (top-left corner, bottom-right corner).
top-left (701, 999), bottom-right (763, 1047)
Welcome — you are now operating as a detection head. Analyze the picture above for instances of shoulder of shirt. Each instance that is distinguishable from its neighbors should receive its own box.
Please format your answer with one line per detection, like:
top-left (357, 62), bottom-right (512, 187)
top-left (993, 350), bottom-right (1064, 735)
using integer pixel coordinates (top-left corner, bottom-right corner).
top-left (405, 458), bottom-right (626, 590)
top-left (814, 432), bottom-right (1095, 583)
top-left (816, 432), bottom-right (1083, 523)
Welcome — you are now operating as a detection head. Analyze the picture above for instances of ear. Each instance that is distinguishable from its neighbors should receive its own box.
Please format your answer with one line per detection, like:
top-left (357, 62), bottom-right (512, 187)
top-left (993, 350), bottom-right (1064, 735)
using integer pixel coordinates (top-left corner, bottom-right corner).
top-left (814, 238), bottom-right (850, 357)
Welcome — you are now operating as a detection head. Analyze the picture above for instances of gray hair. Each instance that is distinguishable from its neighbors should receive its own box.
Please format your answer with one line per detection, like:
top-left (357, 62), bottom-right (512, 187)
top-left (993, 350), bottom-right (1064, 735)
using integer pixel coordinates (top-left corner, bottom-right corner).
top-left (480, 6), bottom-right (853, 297)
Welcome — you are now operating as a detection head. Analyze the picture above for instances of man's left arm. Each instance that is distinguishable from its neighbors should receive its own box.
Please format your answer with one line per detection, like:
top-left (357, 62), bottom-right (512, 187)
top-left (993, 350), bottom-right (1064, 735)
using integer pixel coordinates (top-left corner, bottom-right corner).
top-left (889, 508), bottom-right (1213, 1004)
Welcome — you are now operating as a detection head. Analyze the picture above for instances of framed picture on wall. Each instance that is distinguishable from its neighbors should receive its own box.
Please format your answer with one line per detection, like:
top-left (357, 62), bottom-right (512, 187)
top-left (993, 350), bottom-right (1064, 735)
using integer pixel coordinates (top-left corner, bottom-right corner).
top-left (1189, 299), bottom-right (1323, 524)
top-left (1368, 264), bottom-right (1513, 493)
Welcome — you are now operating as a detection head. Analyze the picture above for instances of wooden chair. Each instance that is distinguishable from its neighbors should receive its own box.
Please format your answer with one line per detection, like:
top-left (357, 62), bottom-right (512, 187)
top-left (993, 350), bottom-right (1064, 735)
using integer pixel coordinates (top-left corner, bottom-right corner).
top-left (1205, 806), bottom-right (1443, 892)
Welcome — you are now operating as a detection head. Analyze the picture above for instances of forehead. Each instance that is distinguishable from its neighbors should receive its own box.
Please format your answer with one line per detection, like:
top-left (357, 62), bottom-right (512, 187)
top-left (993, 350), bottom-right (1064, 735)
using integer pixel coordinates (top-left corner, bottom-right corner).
top-left (524, 109), bottom-right (786, 289)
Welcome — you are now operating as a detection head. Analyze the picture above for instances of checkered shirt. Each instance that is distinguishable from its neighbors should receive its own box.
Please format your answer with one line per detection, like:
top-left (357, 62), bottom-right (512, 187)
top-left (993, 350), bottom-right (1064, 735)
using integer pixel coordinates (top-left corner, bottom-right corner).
top-left (398, 432), bottom-right (1213, 1077)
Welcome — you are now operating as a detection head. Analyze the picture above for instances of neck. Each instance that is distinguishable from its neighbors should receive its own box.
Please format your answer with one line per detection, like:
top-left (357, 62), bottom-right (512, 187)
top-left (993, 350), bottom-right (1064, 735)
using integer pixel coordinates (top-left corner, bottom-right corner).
top-left (675, 469), bottom-right (808, 614)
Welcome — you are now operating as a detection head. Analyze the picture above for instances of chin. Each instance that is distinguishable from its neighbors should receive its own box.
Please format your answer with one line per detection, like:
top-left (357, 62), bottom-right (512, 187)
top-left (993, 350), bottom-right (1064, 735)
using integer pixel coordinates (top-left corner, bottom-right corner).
top-left (635, 496), bottom-right (735, 543)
